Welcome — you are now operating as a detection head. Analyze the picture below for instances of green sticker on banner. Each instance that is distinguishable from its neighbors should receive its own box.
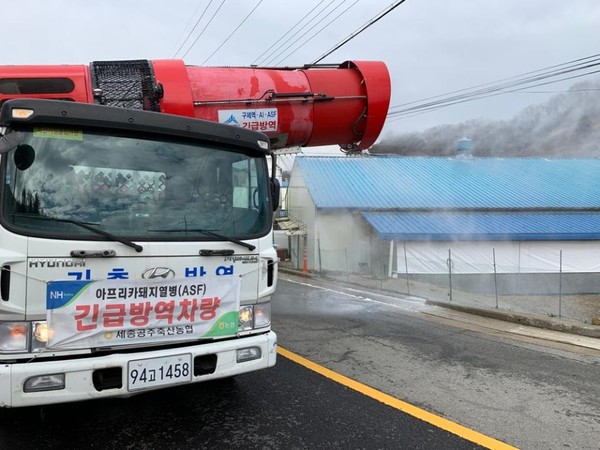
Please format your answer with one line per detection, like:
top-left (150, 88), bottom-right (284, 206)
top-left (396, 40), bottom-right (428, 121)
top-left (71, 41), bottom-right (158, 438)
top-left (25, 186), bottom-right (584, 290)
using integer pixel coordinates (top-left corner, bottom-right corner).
top-left (204, 311), bottom-right (239, 337)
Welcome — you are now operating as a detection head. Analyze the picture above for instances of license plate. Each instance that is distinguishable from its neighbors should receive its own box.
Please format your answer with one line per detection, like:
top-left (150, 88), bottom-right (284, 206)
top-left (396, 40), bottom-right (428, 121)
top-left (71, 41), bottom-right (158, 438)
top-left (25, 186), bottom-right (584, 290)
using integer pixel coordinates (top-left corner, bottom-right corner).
top-left (127, 353), bottom-right (192, 391)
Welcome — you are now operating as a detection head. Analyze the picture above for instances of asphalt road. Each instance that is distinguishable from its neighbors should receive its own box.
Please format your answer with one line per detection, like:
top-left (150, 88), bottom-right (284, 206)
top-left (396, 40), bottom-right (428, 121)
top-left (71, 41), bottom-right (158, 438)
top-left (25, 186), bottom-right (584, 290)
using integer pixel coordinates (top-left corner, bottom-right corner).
top-left (1, 274), bottom-right (599, 449)
top-left (0, 356), bottom-right (483, 450)
top-left (273, 275), bottom-right (600, 450)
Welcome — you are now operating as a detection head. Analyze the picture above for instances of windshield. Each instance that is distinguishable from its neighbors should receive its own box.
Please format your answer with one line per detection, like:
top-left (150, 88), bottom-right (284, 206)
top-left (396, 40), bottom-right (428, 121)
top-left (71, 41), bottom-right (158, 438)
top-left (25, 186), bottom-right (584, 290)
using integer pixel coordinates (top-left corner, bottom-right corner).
top-left (1, 126), bottom-right (271, 241)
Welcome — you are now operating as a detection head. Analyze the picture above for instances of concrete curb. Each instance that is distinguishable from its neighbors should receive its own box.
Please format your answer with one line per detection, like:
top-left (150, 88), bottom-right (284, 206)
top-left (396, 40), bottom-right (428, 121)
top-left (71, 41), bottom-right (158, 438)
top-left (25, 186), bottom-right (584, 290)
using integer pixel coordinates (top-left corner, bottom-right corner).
top-left (424, 300), bottom-right (600, 339)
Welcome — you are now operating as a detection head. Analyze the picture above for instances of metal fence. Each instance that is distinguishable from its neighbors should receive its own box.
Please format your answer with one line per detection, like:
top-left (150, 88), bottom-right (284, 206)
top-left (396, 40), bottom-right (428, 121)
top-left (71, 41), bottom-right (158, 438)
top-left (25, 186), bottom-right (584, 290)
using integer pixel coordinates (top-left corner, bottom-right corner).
top-left (305, 247), bottom-right (600, 326)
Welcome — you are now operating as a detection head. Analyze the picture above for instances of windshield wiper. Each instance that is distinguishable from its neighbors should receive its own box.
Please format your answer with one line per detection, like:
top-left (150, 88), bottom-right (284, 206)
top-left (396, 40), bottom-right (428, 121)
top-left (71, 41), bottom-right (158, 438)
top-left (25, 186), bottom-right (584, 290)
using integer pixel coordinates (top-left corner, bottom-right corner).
top-left (148, 227), bottom-right (256, 251)
top-left (14, 214), bottom-right (143, 253)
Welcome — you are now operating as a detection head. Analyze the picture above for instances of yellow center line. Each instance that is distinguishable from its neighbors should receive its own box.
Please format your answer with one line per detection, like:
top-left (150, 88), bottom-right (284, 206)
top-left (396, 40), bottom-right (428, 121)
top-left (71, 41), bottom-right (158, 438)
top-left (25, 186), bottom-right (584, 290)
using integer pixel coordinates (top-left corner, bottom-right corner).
top-left (277, 346), bottom-right (519, 450)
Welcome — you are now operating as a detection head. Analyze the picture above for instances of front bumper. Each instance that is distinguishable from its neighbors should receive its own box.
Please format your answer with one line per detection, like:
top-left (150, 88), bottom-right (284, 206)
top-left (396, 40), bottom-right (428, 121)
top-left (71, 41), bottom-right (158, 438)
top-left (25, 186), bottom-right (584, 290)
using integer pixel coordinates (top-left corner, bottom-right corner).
top-left (0, 331), bottom-right (277, 408)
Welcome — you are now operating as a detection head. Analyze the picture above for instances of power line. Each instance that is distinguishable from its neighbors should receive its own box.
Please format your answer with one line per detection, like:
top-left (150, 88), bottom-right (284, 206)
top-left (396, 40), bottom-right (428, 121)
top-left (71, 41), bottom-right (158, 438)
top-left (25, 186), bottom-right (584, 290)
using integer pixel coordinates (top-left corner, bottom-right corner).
top-left (389, 52), bottom-right (600, 110)
top-left (311, 0), bottom-right (408, 64)
top-left (271, 0), bottom-right (361, 66)
top-left (262, 0), bottom-right (352, 67)
top-left (251, 0), bottom-right (329, 66)
top-left (201, 0), bottom-right (264, 65)
top-left (181, 0), bottom-right (227, 59)
top-left (388, 63), bottom-right (600, 117)
top-left (387, 68), bottom-right (600, 122)
top-left (172, 0), bottom-right (214, 58)
top-left (387, 55), bottom-right (600, 118)
top-left (168, 1), bottom-right (206, 58)
top-left (512, 88), bottom-right (600, 94)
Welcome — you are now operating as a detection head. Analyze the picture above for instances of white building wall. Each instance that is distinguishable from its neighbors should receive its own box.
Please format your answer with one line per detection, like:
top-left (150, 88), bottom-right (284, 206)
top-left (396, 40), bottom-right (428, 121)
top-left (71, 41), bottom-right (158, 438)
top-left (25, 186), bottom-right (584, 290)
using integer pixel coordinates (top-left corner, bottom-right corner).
top-left (395, 240), bottom-right (600, 275)
top-left (314, 211), bottom-right (382, 273)
top-left (286, 164), bottom-right (316, 269)
top-left (286, 164), bottom-right (387, 273)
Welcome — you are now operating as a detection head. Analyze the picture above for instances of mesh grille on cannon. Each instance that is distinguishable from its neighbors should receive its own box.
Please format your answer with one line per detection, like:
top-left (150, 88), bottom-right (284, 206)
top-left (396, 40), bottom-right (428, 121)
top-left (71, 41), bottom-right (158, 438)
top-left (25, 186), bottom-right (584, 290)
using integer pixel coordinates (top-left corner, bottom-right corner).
top-left (89, 60), bottom-right (160, 111)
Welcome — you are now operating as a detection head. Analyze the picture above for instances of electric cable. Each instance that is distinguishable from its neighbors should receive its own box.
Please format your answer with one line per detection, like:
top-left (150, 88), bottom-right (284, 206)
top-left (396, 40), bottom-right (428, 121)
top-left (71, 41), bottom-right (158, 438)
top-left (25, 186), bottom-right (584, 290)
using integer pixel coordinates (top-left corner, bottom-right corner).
top-left (251, 0), bottom-right (329, 66)
top-left (169, 1), bottom-right (206, 58)
top-left (172, 0), bottom-right (214, 58)
top-left (271, 0), bottom-right (361, 66)
top-left (388, 62), bottom-right (600, 117)
top-left (201, 0), bottom-right (264, 65)
top-left (389, 52), bottom-right (600, 110)
top-left (390, 56), bottom-right (600, 114)
top-left (387, 56), bottom-right (600, 118)
top-left (181, 0), bottom-right (227, 59)
top-left (311, 0), bottom-right (408, 64)
top-left (387, 67), bottom-right (600, 121)
top-left (262, 0), bottom-right (351, 67)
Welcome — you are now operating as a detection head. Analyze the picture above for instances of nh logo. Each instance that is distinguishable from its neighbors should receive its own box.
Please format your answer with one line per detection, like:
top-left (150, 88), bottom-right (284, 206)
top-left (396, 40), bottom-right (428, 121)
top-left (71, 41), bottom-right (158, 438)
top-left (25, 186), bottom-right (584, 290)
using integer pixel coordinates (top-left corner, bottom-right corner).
top-left (50, 291), bottom-right (64, 300)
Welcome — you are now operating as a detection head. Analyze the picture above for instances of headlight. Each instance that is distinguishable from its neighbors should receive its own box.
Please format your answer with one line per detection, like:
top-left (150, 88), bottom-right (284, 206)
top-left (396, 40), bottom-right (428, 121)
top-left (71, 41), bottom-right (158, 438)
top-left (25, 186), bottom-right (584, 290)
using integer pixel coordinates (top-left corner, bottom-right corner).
top-left (238, 303), bottom-right (271, 332)
top-left (31, 321), bottom-right (53, 352)
top-left (254, 302), bottom-right (271, 328)
top-left (0, 322), bottom-right (29, 352)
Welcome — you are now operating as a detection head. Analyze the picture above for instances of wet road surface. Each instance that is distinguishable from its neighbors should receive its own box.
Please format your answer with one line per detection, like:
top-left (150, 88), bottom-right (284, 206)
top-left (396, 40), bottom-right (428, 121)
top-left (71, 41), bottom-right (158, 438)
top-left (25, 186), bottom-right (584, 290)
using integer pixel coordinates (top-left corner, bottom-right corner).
top-left (0, 355), bottom-right (485, 450)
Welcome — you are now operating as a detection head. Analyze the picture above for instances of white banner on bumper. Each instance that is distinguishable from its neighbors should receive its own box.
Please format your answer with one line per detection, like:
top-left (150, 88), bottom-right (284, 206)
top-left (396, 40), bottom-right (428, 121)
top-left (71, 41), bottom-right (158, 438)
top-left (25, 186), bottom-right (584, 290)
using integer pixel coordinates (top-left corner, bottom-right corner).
top-left (46, 277), bottom-right (240, 349)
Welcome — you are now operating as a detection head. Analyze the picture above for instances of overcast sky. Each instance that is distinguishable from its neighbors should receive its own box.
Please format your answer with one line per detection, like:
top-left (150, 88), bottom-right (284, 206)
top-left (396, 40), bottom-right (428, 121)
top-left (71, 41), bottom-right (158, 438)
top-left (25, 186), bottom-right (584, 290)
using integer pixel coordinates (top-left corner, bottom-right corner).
top-left (6, 0), bottom-right (600, 145)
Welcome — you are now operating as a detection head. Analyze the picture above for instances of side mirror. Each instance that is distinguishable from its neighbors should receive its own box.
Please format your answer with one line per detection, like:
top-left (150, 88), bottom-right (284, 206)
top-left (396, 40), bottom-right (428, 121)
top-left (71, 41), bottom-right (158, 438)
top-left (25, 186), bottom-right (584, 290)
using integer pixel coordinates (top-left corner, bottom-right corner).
top-left (270, 178), bottom-right (280, 212)
top-left (0, 131), bottom-right (24, 154)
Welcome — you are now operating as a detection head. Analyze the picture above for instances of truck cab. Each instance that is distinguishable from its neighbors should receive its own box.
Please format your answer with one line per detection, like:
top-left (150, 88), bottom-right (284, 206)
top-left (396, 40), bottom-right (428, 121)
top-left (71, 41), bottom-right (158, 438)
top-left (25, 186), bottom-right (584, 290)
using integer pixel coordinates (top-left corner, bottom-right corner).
top-left (0, 99), bottom-right (278, 407)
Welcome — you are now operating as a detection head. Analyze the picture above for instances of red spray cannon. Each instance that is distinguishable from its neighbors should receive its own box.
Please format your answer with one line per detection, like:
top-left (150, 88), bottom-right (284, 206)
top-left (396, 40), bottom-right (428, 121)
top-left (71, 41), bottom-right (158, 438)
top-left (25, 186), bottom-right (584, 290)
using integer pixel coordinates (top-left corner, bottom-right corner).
top-left (0, 59), bottom-right (390, 150)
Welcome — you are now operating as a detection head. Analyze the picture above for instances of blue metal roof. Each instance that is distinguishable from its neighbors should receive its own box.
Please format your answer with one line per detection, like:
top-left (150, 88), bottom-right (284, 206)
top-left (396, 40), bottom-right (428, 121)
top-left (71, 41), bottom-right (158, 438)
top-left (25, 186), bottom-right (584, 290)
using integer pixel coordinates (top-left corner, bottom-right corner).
top-left (295, 156), bottom-right (600, 209)
top-left (362, 211), bottom-right (600, 241)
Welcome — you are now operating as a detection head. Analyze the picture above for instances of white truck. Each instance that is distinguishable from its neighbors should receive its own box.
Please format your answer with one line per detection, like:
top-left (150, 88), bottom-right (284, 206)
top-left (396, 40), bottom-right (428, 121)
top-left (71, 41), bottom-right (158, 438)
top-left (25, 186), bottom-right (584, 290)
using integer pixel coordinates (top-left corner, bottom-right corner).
top-left (0, 59), bottom-right (390, 407)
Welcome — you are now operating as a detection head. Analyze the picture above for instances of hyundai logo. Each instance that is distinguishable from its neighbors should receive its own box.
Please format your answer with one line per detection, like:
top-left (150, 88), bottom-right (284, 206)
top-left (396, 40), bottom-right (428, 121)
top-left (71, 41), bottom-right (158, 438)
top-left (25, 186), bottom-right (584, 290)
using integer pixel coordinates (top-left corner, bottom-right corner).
top-left (142, 267), bottom-right (176, 279)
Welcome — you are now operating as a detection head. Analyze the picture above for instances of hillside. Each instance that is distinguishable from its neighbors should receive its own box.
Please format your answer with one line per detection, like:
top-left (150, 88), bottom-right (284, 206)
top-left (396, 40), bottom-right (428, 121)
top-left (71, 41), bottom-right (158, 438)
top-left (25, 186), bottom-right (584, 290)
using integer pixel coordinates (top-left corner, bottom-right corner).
top-left (371, 77), bottom-right (600, 157)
